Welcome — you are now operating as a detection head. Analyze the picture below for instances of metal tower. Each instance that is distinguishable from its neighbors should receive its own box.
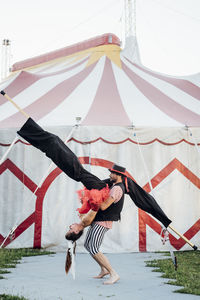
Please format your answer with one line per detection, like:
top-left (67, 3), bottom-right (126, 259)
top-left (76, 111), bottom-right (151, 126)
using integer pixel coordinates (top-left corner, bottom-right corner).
top-left (123, 0), bottom-right (141, 63)
top-left (124, 0), bottom-right (136, 39)
top-left (1, 39), bottom-right (11, 81)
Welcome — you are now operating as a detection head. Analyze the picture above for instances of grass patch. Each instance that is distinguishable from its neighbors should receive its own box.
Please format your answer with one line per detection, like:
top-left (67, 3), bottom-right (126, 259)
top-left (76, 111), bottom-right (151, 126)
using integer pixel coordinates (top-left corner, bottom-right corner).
top-left (146, 250), bottom-right (200, 295)
top-left (0, 295), bottom-right (28, 300)
top-left (0, 248), bottom-right (53, 279)
top-left (0, 248), bottom-right (54, 300)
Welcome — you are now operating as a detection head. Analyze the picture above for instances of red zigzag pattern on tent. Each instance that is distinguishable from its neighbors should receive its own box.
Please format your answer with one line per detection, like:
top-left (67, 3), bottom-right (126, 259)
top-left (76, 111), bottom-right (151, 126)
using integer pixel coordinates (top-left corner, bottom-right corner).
top-left (0, 158), bottom-right (199, 250)
top-left (139, 158), bottom-right (200, 251)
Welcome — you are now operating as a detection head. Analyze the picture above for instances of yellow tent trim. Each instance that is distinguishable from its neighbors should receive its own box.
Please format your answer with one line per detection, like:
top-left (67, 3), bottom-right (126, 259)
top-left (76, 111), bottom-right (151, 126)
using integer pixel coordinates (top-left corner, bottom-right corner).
top-left (11, 44), bottom-right (122, 74)
top-left (86, 45), bottom-right (122, 68)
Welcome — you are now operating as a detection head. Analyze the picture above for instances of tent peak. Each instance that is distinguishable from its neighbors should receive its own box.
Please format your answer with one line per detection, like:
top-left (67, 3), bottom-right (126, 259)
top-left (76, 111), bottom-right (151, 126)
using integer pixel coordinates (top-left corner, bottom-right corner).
top-left (11, 33), bottom-right (121, 72)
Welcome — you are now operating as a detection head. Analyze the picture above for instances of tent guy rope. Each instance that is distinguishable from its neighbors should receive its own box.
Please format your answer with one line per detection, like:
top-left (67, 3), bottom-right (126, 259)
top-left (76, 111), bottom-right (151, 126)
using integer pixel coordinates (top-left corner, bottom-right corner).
top-left (133, 128), bottom-right (178, 265)
top-left (0, 90), bottom-right (198, 251)
top-left (0, 135), bottom-right (18, 165)
top-left (187, 126), bottom-right (200, 159)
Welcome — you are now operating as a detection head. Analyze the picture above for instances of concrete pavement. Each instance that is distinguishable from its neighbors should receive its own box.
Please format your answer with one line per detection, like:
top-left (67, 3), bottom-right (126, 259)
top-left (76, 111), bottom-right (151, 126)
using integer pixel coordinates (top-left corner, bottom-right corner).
top-left (0, 252), bottom-right (199, 300)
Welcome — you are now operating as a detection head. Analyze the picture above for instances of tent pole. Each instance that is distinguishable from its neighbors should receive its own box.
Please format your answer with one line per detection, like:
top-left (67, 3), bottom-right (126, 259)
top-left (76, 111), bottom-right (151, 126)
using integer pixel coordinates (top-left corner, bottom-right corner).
top-left (0, 90), bottom-right (29, 118)
top-left (0, 225), bottom-right (17, 248)
top-left (168, 225), bottom-right (198, 250)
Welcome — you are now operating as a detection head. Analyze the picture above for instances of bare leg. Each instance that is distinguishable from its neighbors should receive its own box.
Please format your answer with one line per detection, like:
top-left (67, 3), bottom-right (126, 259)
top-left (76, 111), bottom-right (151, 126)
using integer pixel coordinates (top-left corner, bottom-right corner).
top-left (93, 252), bottom-right (120, 284)
top-left (92, 255), bottom-right (109, 278)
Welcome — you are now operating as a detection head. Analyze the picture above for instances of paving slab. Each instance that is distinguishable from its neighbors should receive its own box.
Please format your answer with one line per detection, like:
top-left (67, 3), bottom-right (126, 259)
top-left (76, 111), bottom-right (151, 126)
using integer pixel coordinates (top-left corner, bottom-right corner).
top-left (0, 252), bottom-right (199, 300)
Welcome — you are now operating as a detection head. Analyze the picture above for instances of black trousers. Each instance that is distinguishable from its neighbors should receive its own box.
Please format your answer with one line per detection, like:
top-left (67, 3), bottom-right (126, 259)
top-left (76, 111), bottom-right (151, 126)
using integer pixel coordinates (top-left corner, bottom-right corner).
top-left (17, 118), bottom-right (106, 191)
top-left (17, 118), bottom-right (172, 228)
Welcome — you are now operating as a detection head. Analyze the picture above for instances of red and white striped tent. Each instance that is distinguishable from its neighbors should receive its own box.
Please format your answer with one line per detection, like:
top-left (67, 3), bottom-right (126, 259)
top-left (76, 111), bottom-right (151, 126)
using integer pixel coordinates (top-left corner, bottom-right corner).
top-left (0, 33), bottom-right (199, 252)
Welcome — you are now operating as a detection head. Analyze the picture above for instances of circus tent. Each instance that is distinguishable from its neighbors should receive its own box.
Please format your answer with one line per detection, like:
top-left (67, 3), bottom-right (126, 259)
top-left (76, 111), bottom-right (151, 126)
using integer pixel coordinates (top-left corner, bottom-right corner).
top-left (0, 33), bottom-right (199, 252)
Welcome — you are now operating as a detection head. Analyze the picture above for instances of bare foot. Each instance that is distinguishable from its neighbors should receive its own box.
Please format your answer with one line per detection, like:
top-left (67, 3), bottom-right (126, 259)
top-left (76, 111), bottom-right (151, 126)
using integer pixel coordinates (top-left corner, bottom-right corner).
top-left (103, 272), bottom-right (120, 285)
top-left (93, 269), bottom-right (109, 278)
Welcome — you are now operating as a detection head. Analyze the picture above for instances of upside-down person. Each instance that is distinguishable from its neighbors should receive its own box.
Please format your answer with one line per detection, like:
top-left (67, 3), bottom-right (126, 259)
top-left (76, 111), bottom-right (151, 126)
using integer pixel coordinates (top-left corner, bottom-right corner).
top-left (66, 164), bottom-right (127, 284)
top-left (17, 117), bottom-right (172, 284)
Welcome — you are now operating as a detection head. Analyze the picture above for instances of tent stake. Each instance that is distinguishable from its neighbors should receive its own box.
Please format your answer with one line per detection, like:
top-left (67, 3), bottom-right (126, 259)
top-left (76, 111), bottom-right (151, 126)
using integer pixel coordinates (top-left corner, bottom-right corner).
top-left (168, 225), bottom-right (198, 250)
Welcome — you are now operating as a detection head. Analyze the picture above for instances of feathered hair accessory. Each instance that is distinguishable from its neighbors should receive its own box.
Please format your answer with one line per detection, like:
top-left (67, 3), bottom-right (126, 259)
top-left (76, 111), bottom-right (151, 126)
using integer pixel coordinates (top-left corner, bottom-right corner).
top-left (65, 241), bottom-right (76, 279)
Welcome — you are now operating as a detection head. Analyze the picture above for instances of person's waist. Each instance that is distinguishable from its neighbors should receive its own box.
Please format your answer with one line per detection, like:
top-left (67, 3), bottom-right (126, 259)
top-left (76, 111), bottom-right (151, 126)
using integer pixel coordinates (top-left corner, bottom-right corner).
top-left (94, 221), bottom-right (113, 229)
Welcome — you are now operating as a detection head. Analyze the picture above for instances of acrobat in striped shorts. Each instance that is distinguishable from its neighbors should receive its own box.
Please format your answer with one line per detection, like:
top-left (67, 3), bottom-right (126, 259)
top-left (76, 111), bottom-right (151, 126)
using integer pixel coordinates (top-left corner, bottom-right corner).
top-left (84, 223), bottom-right (109, 256)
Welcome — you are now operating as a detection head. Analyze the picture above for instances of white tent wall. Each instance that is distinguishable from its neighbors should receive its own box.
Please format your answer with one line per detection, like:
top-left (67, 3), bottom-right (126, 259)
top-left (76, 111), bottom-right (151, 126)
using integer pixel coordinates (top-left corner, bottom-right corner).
top-left (0, 125), bottom-right (199, 252)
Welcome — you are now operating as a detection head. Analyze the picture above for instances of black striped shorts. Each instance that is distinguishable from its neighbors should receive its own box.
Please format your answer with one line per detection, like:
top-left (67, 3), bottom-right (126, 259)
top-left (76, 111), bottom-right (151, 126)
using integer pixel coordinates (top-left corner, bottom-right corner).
top-left (84, 223), bottom-right (109, 256)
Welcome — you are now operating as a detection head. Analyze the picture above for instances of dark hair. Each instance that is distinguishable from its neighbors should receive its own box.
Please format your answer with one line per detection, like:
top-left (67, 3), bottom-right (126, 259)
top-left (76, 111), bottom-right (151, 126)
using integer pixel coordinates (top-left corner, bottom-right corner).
top-left (65, 230), bottom-right (84, 242)
top-left (110, 171), bottom-right (119, 176)
top-left (111, 171), bottom-right (125, 179)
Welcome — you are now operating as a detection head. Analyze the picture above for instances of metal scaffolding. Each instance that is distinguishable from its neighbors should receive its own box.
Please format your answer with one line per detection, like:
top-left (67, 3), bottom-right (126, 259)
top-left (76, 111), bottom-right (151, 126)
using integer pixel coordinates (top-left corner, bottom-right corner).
top-left (1, 39), bottom-right (11, 81)
top-left (124, 0), bottom-right (136, 39)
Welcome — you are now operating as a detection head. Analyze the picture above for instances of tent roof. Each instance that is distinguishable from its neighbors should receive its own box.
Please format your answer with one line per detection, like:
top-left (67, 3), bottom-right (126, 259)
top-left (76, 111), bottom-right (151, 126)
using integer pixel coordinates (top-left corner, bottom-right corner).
top-left (11, 33), bottom-right (120, 72)
top-left (0, 33), bottom-right (199, 128)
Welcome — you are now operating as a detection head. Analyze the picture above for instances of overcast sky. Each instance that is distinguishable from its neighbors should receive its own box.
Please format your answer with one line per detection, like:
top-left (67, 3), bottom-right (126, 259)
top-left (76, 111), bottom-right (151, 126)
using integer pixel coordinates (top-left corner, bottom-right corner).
top-left (0, 0), bottom-right (200, 77)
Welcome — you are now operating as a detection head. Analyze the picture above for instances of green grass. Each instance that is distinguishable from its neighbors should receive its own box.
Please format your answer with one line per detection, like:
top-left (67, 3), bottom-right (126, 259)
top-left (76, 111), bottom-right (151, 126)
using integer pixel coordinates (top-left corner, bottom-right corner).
top-left (146, 250), bottom-right (200, 295)
top-left (0, 248), bottom-right (54, 300)
top-left (0, 295), bottom-right (28, 300)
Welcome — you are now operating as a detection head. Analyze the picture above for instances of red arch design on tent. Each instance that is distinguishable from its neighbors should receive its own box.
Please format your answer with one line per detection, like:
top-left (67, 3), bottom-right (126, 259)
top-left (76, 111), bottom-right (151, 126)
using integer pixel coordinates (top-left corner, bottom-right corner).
top-left (0, 159), bottom-right (37, 247)
top-left (0, 158), bottom-right (199, 250)
top-left (33, 157), bottom-right (134, 248)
